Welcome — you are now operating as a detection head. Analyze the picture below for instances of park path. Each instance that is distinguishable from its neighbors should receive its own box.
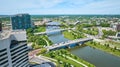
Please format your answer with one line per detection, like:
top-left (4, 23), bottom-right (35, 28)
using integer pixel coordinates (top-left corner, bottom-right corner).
top-left (43, 38), bottom-right (50, 46)
top-left (66, 55), bottom-right (88, 67)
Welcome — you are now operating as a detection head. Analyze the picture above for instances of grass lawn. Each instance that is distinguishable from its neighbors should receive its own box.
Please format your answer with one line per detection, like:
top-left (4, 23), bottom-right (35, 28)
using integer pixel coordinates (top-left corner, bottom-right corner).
top-left (86, 41), bottom-right (120, 57)
top-left (34, 26), bottom-right (46, 33)
top-left (62, 31), bottom-right (75, 40)
top-left (43, 49), bottom-right (95, 67)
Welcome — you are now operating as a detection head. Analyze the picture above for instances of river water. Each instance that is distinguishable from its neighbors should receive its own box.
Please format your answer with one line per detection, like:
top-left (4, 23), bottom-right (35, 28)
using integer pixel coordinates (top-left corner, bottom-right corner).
top-left (46, 22), bottom-right (68, 44)
top-left (70, 46), bottom-right (120, 67)
top-left (46, 22), bottom-right (120, 67)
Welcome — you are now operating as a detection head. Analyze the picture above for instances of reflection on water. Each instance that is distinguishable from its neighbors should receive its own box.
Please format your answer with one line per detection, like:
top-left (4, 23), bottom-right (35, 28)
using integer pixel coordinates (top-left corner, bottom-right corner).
top-left (46, 22), bottom-right (120, 67)
top-left (46, 22), bottom-right (68, 44)
top-left (70, 46), bottom-right (120, 67)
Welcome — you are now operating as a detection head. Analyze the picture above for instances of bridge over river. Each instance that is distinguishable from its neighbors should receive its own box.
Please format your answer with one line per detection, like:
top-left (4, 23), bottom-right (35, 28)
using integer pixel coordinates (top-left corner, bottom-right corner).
top-left (46, 38), bottom-right (93, 50)
top-left (34, 28), bottom-right (75, 35)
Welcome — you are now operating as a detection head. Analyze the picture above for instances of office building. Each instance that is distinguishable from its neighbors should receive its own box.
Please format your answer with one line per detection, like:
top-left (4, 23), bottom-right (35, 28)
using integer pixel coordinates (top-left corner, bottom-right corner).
top-left (0, 22), bottom-right (2, 31)
top-left (11, 14), bottom-right (33, 30)
top-left (0, 30), bottom-right (29, 67)
top-left (0, 18), bottom-right (2, 31)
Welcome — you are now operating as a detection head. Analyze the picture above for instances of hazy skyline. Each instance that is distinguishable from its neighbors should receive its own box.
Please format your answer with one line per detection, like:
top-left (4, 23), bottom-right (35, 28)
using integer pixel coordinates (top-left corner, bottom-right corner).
top-left (0, 0), bottom-right (120, 15)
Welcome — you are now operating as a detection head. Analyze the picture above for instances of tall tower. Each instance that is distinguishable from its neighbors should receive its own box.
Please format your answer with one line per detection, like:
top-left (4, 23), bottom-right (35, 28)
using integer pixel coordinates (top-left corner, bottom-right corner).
top-left (11, 13), bottom-right (33, 30)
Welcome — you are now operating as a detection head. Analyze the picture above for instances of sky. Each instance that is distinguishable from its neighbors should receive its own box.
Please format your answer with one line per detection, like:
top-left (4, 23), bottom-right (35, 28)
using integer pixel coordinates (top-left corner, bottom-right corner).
top-left (0, 0), bottom-right (120, 15)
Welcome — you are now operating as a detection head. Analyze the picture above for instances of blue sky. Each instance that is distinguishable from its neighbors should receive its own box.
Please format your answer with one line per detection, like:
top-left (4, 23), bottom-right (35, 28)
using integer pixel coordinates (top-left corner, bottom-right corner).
top-left (0, 0), bottom-right (120, 15)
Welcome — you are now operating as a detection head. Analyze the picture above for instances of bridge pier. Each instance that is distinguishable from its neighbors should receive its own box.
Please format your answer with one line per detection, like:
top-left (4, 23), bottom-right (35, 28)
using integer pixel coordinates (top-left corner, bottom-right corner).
top-left (78, 43), bottom-right (82, 46)
top-left (67, 45), bottom-right (71, 49)
top-left (80, 42), bottom-right (85, 45)
top-left (76, 42), bottom-right (84, 46)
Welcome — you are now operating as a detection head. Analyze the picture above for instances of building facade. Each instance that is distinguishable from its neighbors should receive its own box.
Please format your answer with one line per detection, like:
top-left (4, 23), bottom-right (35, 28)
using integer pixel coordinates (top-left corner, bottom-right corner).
top-left (116, 24), bottom-right (120, 31)
top-left (0, 31), bottom-right (29, 67)
top-left (110, 23), bottom-right (120, 31)
top-left (11, 14), bottom-right (33, 30)
top-left (0, 19), bottom-right (2, 31)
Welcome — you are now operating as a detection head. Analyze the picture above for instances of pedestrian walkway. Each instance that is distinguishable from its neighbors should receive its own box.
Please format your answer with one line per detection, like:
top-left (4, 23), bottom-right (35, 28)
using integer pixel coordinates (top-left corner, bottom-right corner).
top-left (65, 55), bottom-right (88, 67)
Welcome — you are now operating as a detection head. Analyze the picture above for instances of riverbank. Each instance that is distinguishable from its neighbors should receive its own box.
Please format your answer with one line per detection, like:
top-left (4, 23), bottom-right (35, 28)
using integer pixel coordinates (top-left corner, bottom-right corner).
top-left (105, 40), bottom-right (120, 49)
top-left (43, 49), bottom-right (95, 67)
top-left (86, 41), bottom-right (120, 57)
top-left (44, 22), bottom-right (95, 67)
top-left (62, 30), bottom-right (85, 40)
top-left (62, 30), bottom-right (75, 40)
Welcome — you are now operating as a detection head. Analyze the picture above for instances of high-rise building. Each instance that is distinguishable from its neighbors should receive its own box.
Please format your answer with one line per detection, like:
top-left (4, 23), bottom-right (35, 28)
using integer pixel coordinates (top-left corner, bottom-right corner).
top-left (0, 30), bottom-right (29, 67)
top-left (11, 14), bottom-right (33, 30)
top-left (0, 18), bottom-right (2, 31)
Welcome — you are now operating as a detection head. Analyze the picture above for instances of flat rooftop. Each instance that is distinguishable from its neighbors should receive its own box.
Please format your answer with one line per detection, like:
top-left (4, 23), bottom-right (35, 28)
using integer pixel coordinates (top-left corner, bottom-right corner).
top-left (0, 30), bottom-right (10, 40)
top-left (0, 30), bottom-right (26, 40)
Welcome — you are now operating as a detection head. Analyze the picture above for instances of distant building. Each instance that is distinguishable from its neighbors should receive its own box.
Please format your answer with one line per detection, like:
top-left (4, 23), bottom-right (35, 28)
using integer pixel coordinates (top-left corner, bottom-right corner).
top-left (11, 14), bottom-right (33, 30)
top-left (0, 30), bottom-right (29, 67)
top-left (110, 23), bottom-right (120, 31)
top-left (0, 21), bottom-right (2, 31)
top-left (116, 24), bottom-right (120, 31)
top-left (108, 32), bottom-right (120, 41)
top-left (116, 32), bottom-right (120, 37)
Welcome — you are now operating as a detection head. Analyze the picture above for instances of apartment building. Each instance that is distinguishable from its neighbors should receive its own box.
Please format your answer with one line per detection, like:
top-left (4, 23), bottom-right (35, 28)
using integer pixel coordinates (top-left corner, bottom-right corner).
top-left (0, 30), bottom-right (29, 67)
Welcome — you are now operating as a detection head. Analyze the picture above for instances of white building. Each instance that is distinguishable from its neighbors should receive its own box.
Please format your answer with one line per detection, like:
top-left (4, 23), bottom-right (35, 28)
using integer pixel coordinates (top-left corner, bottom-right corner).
top-left (0, 30), bottom-right (29, 67)
top-left (108, 32), bottom-right (120, 41)
top-left (110, 23), bottom-right (120, 31)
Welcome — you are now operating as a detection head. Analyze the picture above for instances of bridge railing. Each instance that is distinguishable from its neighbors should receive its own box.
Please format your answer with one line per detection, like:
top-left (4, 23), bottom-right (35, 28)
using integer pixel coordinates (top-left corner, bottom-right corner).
top-left (34, 28), bottom-right (74, 35)
top-left (47, 38), bottom-right (93, 50)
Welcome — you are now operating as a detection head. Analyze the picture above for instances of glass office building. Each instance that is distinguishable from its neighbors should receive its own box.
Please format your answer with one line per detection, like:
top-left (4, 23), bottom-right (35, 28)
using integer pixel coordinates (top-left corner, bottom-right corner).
top-left (11, 14), bottom-right (32, 30)
top-left (0, 19), bottom-right (2, 31)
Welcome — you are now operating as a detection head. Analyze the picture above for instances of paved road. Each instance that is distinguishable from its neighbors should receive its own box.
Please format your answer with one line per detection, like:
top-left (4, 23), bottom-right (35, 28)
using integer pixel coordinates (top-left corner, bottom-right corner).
top-left (28, 49), bottom-right (41, 59)
top-left (29, 55), bottom-right (56, 67)
top-left (43, 38), bottom-right (50, 46)
top-left (29, 56), bottom-right (46, 64)
top-left (38, 55), bottom-right (57, 62)
top-left (47, 38), bottom-right (93, 50)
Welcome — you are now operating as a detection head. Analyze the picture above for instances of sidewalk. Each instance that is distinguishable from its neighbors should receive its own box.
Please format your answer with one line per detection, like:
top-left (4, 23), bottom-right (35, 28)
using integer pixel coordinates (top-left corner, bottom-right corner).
top-left (65, 55), bottom-right (88, 67)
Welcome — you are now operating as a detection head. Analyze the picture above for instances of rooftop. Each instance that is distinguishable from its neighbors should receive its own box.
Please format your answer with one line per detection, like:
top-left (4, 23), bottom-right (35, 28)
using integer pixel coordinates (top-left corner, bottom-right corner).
top-left (11, 13), bottom-right (30, 17)
top-left (0, 30), bottom-right (26, 40)
top-left (0, 30), bottom-right (10, 40)
top-left (10, 41), bottom-right (27, 48)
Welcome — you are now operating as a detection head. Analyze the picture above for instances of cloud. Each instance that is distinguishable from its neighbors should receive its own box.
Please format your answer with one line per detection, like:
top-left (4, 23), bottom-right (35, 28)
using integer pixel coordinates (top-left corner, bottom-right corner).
top-left (0, 0), bottom-right (120, 14)
top-left (78, 0), bottom-right (120, 14)
top-left (0, 0), bottom-right (64, 10)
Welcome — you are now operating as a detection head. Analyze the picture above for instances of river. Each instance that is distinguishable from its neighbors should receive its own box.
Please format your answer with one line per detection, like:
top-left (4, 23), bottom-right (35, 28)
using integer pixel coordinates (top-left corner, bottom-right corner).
top-left (46, 22), bottom-right (68, 44)
top-left (46, 22), bottom-right (120, 67)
